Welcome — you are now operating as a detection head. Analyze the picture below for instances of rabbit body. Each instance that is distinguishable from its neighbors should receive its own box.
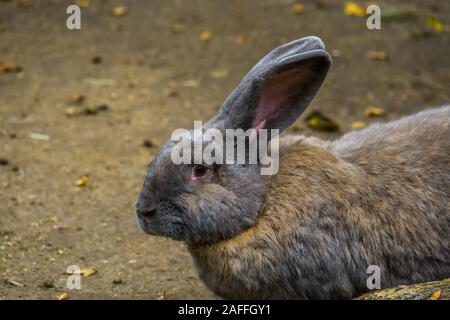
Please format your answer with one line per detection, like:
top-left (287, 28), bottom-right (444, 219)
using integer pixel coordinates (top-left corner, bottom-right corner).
top-left (188, 106), bottom-right (450, 299)
top-left (136, 36), bottom-right (450, 299)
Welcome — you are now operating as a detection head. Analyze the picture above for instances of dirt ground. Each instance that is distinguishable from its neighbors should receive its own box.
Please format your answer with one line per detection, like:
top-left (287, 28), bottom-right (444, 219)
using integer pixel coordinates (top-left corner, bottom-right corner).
top-left (0, 0), bottom-right (449, 300)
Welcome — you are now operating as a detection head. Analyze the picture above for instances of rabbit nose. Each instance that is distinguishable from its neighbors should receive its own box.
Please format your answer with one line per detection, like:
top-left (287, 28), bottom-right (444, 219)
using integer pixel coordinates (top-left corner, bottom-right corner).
top-left (138, 207), bottom-right (157, 218)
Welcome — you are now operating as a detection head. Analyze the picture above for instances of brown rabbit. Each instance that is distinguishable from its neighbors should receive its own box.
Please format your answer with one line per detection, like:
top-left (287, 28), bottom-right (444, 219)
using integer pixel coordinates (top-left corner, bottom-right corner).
top-left (136, 36), bottom-right (450, 299)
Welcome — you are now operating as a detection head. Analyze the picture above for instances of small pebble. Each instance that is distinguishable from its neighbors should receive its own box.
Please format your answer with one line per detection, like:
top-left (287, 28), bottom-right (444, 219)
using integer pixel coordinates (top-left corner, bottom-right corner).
top-left (65, 107), bottom-right (77, 117)
top-left (143, 139), bottom-right (154, 148)
top-left (91, 56), bottom-right (102, 64)
top-left (41, 280), bottom-right (54, 289)
top-left (84, 104), bottom-right (109, 115)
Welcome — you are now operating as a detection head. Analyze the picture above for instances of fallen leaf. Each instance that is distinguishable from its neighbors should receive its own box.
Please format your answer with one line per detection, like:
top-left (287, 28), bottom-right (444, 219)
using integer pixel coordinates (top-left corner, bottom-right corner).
top-left (426, 16), bottom-right (445, 32)
top-left (344, 2), bottom-right (365, 17)
top-left (351, 121), bottom-right (367, 129)
top-left (0, 61), bottom-right (22, 74)
top-left (75, 0), bottom-right (90, 7)
top-left (80, 268), bottom-right (97, 277)
top-left (366, 51), bottom-right (389, 61)
top-left (429, 289), bottom-right (441, 300)
top-left (305, 111), bottom-right (339, 132)
top-left (210, 69), bottom-right (229, 79)
top-left (69, 94), bottom-right (85, 104)
top-left (75, 176), bottom-right (89, 187)
top-left (199, 30), bottom-right (212, 42)
top-left (49, 216), bottom-right (59, 223)
top-left (235, 35), bottom-right (250, 45)
top-left (292, 3), bottom-right (305, 14)
top-left (364, 107), bottom-right (385, 117)
top-left (56, 292), bottom-right (69, 300)
top-left (65, 267), bottom-right (97, 277)
top-left (158, 291), bottom-right (167, 300)
top-left (111, 5), bottom-right (128, 17)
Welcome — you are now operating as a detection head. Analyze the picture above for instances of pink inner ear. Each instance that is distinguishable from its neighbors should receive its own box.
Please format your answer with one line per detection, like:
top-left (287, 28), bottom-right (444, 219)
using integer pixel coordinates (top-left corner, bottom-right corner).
top-left (251, 67), bottom-right (305, 130)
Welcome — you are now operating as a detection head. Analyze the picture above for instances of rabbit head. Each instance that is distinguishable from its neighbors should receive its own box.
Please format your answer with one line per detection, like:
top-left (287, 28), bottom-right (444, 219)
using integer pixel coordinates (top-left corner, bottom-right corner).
top-left (136, 36), bottom-right (331, 243)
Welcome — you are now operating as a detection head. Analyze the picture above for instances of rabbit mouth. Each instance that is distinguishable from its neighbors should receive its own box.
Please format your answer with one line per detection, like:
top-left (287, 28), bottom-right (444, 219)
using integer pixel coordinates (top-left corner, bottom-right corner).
top-left (136, 206), bottom-right (188, 240)
top-left (136, 214), bottom-right (157, 235)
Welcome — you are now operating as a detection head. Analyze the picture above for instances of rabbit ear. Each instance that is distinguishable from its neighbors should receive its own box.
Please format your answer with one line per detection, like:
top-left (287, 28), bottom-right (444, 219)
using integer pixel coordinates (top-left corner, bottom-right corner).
top-left (209, 36), bottom-right (331, 134)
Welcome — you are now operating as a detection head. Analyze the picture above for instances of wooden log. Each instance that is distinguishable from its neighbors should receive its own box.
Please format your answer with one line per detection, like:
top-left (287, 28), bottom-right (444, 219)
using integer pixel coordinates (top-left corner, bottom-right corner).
top-left (355, 278), bottom-right (449, 300)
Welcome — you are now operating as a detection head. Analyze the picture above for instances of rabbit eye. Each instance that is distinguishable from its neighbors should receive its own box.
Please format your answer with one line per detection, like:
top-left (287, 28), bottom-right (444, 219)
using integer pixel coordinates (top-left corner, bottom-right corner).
top-left (192, 165), bottom-right (208, 178)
